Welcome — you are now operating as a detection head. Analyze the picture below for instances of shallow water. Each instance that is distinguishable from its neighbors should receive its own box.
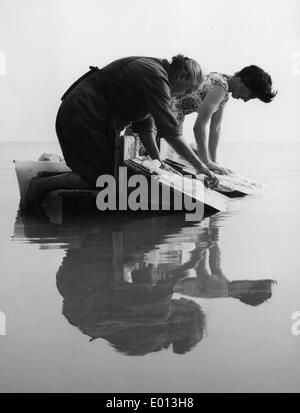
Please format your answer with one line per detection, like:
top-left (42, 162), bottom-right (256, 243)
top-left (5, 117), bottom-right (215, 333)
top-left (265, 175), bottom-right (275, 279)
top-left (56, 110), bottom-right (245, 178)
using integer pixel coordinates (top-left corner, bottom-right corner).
top-left (0, 141), bottom-right (300, 393)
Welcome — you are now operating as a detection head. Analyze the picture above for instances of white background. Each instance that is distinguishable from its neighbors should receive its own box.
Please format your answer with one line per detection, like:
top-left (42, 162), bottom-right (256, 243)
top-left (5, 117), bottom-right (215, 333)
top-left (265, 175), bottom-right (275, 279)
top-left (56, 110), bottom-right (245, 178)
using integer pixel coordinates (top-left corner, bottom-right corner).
top-left (0, 0), bottom-right (299, 143)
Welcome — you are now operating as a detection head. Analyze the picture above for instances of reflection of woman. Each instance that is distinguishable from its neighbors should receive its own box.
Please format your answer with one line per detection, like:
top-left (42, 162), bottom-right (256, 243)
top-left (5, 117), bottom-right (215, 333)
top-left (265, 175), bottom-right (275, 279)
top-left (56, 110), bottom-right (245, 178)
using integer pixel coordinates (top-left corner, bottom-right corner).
top-left (27, 213), bottom-right (207, 356)
top-left (15, 210), bottom-right (276, 358)
top-left (174, 219), bottom-right (276, 307)
top-left (56, 232), bottom-right (206, 356)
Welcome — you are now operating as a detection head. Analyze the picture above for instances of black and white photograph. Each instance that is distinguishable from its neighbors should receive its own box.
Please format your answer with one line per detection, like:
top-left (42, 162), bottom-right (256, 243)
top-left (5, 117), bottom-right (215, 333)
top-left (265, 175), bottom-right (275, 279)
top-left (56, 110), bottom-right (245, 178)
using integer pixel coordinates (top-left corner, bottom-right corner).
top-left (0, 0), bottom-right (300, 395)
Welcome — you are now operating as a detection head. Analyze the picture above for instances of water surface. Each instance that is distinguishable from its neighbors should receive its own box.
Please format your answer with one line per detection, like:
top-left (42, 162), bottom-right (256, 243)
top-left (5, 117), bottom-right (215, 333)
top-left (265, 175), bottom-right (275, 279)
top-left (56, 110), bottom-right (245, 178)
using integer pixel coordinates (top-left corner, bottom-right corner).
top-left (0, 142), bottom-right (300, 393)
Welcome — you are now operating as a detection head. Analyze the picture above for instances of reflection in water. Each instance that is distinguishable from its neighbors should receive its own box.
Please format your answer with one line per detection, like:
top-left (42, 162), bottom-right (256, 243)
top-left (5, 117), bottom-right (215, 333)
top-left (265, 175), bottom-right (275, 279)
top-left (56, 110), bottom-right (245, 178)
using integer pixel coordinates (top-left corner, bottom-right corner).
top-left (13, 210), bottom-right (276, 356)
top-left (174, 220), bottom-right (276, 307)
top-left (56, 229), bottom-right (206, 356)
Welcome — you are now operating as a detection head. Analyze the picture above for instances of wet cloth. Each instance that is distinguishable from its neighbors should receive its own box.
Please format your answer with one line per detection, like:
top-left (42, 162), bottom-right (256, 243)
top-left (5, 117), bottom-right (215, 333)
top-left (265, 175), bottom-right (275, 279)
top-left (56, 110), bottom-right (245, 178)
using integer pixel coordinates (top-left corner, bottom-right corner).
top-left (56, 57), bottom-right (182, 186)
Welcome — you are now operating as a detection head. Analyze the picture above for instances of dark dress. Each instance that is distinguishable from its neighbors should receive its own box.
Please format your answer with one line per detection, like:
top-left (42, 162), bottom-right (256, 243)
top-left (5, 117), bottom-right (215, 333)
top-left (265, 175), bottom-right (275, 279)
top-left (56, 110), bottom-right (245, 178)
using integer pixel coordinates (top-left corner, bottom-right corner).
top-left (56, 56), bottom-right (182, 186)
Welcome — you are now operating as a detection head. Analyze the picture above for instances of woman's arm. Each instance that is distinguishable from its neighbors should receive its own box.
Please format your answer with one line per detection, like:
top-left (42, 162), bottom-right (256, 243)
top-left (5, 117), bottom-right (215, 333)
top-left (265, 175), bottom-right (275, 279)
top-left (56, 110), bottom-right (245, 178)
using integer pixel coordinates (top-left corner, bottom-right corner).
top-left (208, 107), bottom-right (233, 174)
top-left (164, 134), bottom-right (218, 185)
top-left (134, 121), bottom-right (214, 180)
top-left (131, 117), bottom-right (162, 161)
top-left (209, 107), bottom-right (224, 162)
top-left (193, 87), bottom-right (230, 174)
top-left (138, 129), bottom-right (162, 161)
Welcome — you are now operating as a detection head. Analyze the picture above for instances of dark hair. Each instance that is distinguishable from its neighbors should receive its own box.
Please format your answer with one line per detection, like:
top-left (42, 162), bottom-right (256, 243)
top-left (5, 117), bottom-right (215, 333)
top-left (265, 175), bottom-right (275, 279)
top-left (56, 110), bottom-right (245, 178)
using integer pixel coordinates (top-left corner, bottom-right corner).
top-left (170, 54), bottom-right (203, 83)
top-left (237, 291), bottom-right (272, 307)
top-left (235, 65), bottom-right (277, 103)
top-left (231, 279), bottom-right (276, 307)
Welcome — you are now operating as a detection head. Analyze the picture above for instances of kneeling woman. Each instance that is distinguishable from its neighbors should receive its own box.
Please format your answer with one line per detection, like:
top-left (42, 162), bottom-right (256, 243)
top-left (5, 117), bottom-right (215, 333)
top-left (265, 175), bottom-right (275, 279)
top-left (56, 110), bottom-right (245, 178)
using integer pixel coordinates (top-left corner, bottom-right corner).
top-left (170, 66), bottom-right (277, 175)
top-left (25, 55), bottom-right (219, 209)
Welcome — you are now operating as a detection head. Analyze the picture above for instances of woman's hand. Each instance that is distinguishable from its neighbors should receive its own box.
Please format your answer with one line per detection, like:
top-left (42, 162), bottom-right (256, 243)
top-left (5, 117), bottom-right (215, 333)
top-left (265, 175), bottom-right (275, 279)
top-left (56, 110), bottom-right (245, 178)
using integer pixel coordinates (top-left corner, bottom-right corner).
top-left (195, 165), bottom-right (219, 190)
top-left (204, 173), bottom-right (219, 190)
top-left (206, 161), bottom-right (233, 175)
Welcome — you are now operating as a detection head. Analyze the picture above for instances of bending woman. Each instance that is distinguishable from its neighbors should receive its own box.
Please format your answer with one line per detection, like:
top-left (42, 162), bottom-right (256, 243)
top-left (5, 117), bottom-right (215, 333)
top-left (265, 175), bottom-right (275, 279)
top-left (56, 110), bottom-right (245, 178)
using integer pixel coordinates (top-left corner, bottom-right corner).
top-left (25, 55), bottom-right (218, 209)
top-left (170, 65), bottom-right (277, 174)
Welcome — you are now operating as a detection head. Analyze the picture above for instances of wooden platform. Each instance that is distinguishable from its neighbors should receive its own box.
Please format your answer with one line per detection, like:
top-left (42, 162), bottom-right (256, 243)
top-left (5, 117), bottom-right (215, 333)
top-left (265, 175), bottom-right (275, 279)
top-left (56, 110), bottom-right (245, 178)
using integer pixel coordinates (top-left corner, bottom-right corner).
top-left (14, 161), bottom-right (228, 218)
top-left (15, 134), bottom-right (258, 217)
top-left (39, 187), bottom-right (227, 223)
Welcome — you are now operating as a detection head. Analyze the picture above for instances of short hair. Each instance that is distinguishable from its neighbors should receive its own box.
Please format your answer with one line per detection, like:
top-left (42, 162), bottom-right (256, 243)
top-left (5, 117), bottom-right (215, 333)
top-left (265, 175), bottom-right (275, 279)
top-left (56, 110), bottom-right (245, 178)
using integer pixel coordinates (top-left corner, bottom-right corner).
top-left (232, 279), bottom-right (276, 307)
top-left (170, 54), bottom-right (203, 84)
top-left (235, 65), bottom-right (277, 103)
top-left (237, 291), bottom-right (272, 307)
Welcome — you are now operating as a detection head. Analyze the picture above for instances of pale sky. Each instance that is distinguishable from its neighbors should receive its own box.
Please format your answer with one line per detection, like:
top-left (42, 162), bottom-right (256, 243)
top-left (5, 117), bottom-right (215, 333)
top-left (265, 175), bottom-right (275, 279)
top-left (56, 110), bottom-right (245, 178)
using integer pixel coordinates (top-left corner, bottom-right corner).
top-left (0, 0), bottom-right (299, 142)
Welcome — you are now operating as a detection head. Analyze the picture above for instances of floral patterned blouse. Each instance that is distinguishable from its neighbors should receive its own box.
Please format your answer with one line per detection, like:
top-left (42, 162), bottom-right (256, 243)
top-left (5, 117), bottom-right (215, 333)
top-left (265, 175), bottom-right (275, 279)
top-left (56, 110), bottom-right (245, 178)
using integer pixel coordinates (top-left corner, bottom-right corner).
top-left (170, 72), bottom-right (231, 125)
top-left (124, 72), bottom-right (230, 137)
